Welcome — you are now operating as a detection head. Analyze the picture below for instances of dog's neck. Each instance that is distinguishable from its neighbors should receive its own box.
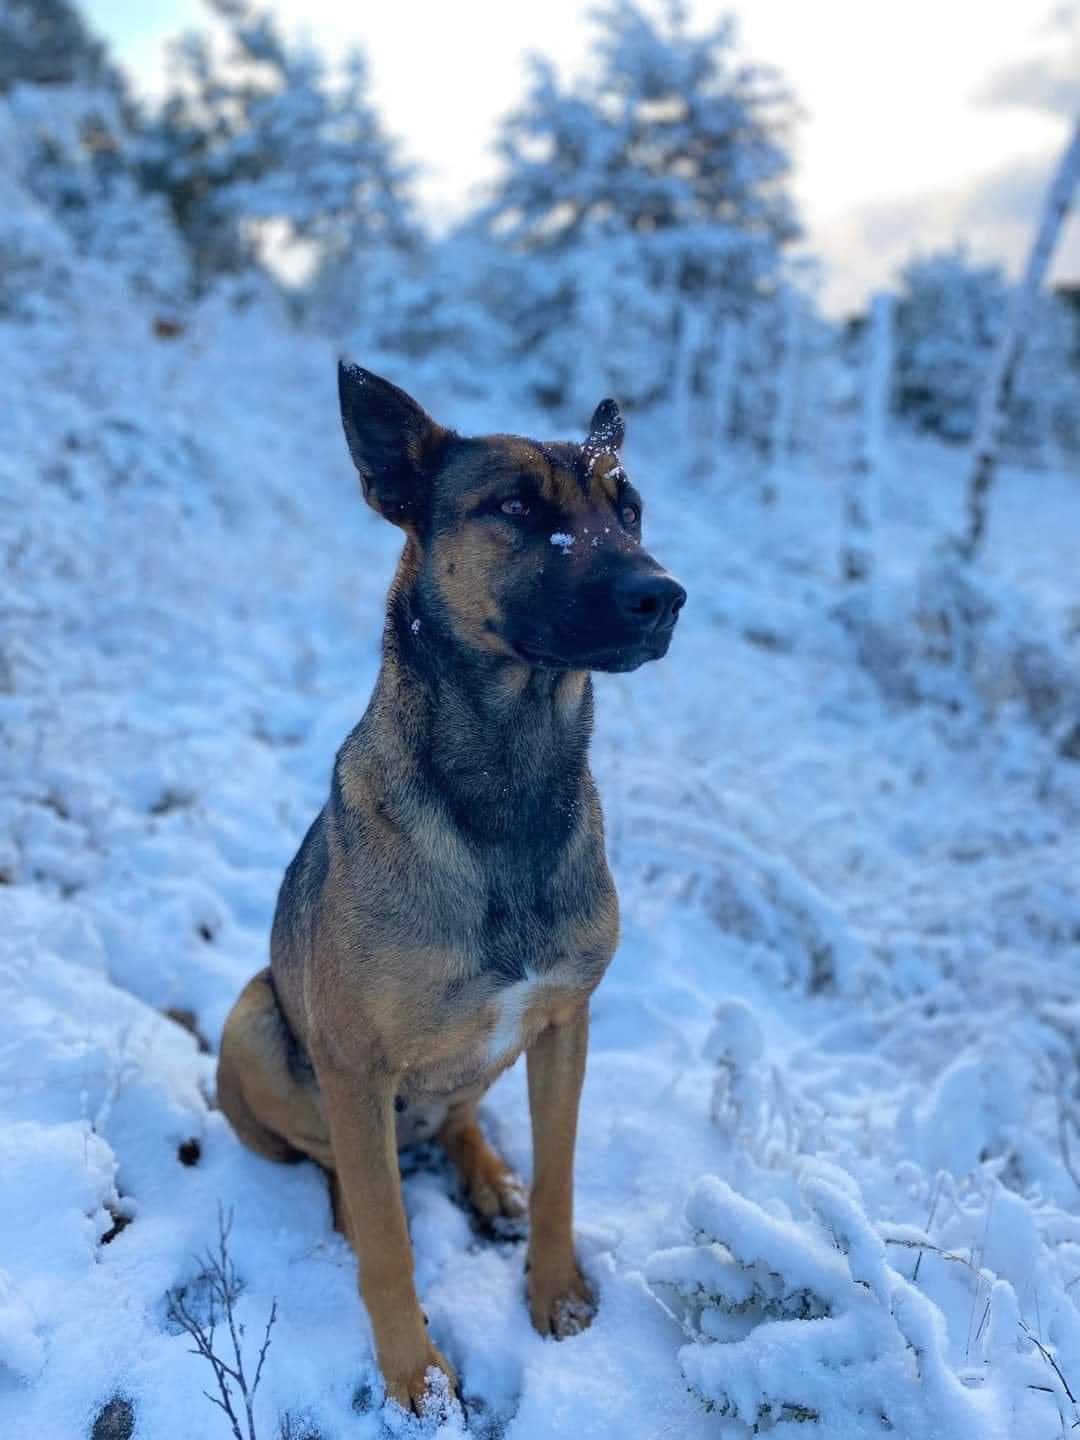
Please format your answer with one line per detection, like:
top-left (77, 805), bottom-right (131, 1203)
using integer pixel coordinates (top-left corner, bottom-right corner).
top-left (374, 541), bottom-right (595, 845)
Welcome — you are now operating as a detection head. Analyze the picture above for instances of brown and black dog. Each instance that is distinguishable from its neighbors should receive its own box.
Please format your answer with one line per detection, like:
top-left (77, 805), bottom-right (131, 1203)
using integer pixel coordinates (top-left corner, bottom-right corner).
top-left (216, 364), bottom-right (686, 1412)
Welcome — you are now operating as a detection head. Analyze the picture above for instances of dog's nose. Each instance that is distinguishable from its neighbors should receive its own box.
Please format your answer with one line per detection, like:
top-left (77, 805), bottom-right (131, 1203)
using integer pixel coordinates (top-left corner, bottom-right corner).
top-left (615, 572), bottom-right (687, 630)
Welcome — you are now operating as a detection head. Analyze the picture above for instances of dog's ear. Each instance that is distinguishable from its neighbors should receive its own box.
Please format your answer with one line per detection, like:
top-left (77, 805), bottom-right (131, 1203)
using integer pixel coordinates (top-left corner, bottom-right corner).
top-left (338, 361), bottom-right (448, 527)
top-left (583, 398), bottom-right (624, 469)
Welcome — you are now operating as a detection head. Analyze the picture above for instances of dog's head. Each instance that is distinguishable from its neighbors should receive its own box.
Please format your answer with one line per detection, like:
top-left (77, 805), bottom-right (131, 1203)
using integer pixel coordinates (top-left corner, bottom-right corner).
top-left (338, 362), bottom-right (686, 674)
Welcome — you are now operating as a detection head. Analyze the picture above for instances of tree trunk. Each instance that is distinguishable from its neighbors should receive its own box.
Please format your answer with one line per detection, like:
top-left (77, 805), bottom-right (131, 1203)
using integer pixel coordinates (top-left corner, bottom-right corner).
top-left (961, 114), bottom-right (1080, 562)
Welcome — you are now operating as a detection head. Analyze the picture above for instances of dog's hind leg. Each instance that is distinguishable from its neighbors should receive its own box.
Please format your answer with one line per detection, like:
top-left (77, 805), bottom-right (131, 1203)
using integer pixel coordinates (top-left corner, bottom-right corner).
top-left (437, 1101), bottom-right (526, 1224)
top-left (217, 968), bottom-right (335, 1171)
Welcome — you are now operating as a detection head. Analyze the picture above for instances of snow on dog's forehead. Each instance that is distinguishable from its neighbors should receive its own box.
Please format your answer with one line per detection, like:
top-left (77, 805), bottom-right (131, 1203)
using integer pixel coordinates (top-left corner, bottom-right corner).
top-left (449, 432), bottom-right (626, 506)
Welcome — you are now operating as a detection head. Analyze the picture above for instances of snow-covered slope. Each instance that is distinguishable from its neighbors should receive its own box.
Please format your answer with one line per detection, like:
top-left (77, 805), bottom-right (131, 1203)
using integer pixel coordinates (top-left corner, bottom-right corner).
top-left (3, 265), bottom-right (1080, 1439)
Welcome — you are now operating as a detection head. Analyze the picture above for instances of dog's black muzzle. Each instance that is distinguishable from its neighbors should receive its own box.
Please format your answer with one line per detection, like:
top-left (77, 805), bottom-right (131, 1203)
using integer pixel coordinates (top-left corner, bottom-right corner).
top-left (515, 559), bottom-right (687, 673)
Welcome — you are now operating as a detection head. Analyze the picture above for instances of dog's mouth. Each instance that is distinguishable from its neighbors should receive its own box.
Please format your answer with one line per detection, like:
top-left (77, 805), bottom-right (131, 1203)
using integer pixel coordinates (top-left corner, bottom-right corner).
top-left (515, 624), bottom-right (677, 674)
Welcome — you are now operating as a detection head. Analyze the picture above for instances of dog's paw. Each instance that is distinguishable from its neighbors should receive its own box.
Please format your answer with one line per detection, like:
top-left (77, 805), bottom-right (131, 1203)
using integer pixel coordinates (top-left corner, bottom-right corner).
top-left (469, 1162), bottom-right (527, 1224)
top-left (382, 1339), bottom-right (460, 1416)
top-left (526, 1257), bottom-right (596, 1338)
top-left (443, 1123), bottom-right (527, 1229)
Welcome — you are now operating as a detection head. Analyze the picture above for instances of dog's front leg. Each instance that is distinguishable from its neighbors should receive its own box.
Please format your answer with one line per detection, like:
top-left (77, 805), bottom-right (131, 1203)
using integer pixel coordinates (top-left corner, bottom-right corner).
top-left (313, 1048), bottom-right (457, 1412)
top-left (525, 1003), bottom-right (596, 1337)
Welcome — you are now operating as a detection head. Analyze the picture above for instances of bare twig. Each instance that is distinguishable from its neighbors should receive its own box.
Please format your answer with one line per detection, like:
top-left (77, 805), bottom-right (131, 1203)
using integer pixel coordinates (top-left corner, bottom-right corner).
top-left (912, 1176), bottom-right (943, 1284)
top-left (966, 1189), bottom-right (995, 1361)
top-left (1020, 1319), bottom-right (1078, 1407)
top-left (166, 1205), bottom-right (278, 1440)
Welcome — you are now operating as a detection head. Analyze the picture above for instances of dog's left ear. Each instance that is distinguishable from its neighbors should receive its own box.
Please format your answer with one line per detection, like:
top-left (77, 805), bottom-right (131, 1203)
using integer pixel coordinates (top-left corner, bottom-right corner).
top-left (338, 361), bottom-right (448, 527)
top-left (584, 398), bottom-right (625, 466)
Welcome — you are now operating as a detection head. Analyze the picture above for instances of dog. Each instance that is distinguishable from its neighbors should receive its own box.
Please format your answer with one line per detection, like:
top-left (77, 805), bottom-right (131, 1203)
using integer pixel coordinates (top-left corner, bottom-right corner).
top-left (216, 364), bottom-right (686, 1412)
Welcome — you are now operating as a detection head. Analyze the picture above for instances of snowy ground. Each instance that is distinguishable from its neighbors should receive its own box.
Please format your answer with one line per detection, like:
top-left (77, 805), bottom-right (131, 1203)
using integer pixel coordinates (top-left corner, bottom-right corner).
top-left (3, 284), bottom-right (1080, 1439)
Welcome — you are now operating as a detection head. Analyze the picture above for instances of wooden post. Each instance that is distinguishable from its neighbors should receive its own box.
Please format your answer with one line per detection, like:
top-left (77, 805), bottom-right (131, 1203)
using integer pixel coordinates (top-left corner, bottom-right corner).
top-left (843, 290), bottom-right (894, 585)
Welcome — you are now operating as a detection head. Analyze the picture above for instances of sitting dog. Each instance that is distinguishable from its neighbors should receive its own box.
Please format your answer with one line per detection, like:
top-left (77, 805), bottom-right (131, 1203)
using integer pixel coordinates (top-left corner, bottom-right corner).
top-left (217, 365), bottom-right (686, 1411)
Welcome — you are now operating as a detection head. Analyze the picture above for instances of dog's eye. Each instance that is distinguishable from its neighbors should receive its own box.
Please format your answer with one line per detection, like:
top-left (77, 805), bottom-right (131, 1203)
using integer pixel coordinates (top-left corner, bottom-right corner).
top-left (500, 498), bottom-right (527, 517)
top-left (621, 503), bottom-right (640, 526)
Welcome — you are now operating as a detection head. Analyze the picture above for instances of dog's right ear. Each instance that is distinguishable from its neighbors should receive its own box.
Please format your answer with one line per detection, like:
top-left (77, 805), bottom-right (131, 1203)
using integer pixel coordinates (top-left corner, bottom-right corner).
top-left (338, 361), bottom-right (448, 528)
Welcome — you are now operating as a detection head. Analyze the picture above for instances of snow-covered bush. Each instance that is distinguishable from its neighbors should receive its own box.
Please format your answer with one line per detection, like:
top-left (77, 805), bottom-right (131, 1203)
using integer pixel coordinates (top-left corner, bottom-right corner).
top-left (316, 227), bottom-right (519, 410)
top-left (647, 1174), bottom-right (1039, 1436)
top-left (0, 3), bottom-right (192, 310)
top-left (843, 543), bottom-right (1078, 733)
top-left (894, 247), bottom-right (1079, 456)
top-left (0, 131), bottom-right (76, 323)
top-left (894, 250), bottom-right (1004, 444)
top-left (1, 82), bottom-right (191, 310)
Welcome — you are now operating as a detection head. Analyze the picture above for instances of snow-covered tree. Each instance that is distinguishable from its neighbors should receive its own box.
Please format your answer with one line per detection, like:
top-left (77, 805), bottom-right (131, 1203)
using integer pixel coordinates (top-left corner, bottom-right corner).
top-left (0, 0), bottom-right (119, 93)
top-left (479, 0), bottom-right (800, 413)
top-left (140, 0), bottom-right (418, 288)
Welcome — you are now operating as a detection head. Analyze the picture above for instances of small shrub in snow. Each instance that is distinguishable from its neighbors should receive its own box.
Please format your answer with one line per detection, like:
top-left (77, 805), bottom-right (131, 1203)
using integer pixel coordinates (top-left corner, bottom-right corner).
top-left (704, 1000), bottom-right (822, 1163)
top-left (166, 1207), bottom-right (277, 1440)
top-left (705, 999), bottom-right (766, 1146)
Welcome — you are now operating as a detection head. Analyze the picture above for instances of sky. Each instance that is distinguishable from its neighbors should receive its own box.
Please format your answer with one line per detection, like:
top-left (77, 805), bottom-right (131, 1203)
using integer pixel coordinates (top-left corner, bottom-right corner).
top-left (84, 0), bottom-right (1080, 316)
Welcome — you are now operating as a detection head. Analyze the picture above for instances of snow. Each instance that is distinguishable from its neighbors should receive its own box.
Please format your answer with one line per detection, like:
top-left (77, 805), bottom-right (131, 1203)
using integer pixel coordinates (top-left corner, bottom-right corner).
top-left (5, 277), bottom-right (1080, 1438)
top-left (3, 31), bottom-right (1080, 1440)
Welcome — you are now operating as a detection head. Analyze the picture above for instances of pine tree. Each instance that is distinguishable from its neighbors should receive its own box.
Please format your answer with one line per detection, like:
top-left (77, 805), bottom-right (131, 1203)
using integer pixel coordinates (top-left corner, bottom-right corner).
top-left (482, 0), bottom-right (800, 413)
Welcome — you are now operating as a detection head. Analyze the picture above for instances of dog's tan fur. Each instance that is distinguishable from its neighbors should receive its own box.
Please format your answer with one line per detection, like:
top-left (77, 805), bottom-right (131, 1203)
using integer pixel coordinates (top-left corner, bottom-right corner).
top-left (217, 367), bottom-right (683, 1411)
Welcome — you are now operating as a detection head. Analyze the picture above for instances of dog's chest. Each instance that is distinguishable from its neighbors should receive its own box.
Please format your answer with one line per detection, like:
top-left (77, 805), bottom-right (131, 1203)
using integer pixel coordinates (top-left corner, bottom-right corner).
top-left (482, 963), bottom-right (588, 1064)
top-left (399, 944), bottom-right (610, 1106)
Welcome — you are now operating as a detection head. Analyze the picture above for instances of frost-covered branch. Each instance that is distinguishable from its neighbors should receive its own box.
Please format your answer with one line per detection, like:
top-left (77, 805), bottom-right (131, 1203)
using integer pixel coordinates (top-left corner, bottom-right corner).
top-left (647, 1173), bottom-right (1068, 1434)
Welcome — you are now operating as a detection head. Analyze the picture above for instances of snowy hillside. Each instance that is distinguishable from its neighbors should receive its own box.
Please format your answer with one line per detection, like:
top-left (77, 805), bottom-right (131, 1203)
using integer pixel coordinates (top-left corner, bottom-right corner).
top-left (4, 3), bottom-right (1080, 1438)
top-left (4, 258), bottom-right (1080, 1439)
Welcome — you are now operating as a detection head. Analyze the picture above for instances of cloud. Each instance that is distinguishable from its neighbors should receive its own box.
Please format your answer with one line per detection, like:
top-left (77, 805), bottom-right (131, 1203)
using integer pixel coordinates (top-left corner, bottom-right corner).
top-left (978, 4), bottom-right (1079, 119)
top-left (816, 152), bottom-right (1080, 314)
